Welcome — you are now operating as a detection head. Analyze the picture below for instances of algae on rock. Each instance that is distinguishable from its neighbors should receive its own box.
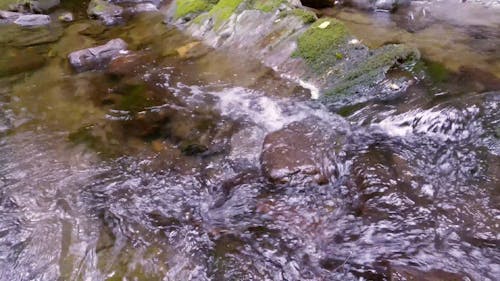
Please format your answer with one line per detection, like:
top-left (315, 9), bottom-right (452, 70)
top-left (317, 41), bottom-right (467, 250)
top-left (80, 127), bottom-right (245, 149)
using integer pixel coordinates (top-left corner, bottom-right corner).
top-left (293, 18), bottom-right (349, 73)
top-left (208, 0), bottom-right (244, 28)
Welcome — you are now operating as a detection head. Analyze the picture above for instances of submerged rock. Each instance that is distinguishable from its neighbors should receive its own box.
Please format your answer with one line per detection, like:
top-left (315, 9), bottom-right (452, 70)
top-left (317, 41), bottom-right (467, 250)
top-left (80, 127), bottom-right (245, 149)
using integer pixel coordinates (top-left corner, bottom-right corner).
top-left (68, 38), bottom-right (128, 72)
top-left (0, 23), bottom-right (63, 46)
top-left (260, 117), bottom-right (348, 185)
top-left (0, 48), bottom-right (46, 77)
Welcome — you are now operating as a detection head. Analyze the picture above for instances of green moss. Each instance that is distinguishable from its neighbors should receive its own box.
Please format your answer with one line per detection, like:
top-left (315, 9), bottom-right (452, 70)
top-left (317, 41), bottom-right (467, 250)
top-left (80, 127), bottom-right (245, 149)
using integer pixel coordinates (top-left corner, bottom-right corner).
top-left (175, 0), bottom-right (215, 19)
top-left (208, 0), bottom-right (243, 29)
top-left (294, 18), bottom-right (349, 73)
top-left (326, 44), bottom-right (419, 96)
top-left (279, 8), bottom-right (317, 24)
top-left (118, 84), bottom-right (154, 112)
top-left (252, 0), bottom-right (284, 12)
top-left (424, 60), bottom-right (450, 83)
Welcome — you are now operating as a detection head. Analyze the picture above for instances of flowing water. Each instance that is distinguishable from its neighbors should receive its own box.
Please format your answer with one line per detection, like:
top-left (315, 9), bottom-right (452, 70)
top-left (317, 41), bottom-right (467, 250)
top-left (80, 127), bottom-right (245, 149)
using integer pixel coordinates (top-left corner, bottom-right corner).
top-left (0, 2), bottom-right (499, 281)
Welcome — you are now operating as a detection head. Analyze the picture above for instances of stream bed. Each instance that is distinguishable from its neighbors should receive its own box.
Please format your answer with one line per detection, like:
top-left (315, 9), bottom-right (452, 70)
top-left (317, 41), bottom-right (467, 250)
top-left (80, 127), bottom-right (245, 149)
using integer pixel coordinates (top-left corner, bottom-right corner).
top-left (0, 1), bottom-right (499, 280)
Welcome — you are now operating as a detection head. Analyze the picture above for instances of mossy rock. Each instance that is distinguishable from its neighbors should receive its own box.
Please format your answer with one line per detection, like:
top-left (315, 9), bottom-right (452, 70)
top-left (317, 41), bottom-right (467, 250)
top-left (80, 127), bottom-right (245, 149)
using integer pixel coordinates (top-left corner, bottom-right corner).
top-left (293, 18), bottom-right (349, 73)
top-left (208, 0), bottom-right (244, 29)
top-left (279, 8), bottom-right (317, 24)
top-left (251, 0), bottom-right (285, 13)
top-left (175, 0), bottom-right (217, 19)
top-left (324, 44), bottom-right (420, 98)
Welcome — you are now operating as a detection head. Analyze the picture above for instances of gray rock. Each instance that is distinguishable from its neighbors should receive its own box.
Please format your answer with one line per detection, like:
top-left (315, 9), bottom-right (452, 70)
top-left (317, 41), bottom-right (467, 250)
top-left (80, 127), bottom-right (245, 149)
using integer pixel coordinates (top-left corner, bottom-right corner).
top-left (13, 14), bottom-right (51, 26)
top-left (30, 0), bottom-right (60, 12)
top-left (87, 0), bottom-right (124, 25)
top-left (68, 38), bottom-right (128, 72)
top-left (0, 10), bottom-right (21, 21)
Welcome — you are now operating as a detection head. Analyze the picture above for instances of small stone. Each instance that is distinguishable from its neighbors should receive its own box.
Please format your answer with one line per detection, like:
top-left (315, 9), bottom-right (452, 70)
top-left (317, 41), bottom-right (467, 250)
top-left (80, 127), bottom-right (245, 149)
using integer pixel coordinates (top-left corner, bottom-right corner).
top-left (318, 21), bottom-right (330, 29)
top-left (58, 12), bottom-right (74, 22)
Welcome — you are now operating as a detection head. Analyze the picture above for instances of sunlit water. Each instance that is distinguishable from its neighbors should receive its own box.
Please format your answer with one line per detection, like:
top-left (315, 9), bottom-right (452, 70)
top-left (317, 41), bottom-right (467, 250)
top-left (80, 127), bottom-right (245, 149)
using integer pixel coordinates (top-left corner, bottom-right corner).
top-left (0, 3), bottom-right (499, 281)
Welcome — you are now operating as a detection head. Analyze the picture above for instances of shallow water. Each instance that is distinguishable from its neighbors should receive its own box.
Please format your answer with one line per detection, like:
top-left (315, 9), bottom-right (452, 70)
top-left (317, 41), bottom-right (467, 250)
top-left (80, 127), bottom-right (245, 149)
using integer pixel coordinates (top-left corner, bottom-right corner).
top-left (0, 3), bottom-right (499, 281)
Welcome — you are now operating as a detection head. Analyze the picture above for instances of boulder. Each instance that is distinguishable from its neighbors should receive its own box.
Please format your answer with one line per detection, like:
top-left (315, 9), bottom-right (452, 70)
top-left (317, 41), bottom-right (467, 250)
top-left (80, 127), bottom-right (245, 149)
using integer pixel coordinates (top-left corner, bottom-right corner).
top-left (68, 38), bottom-right (128, 72)
top-left (260, 116), bottom-right (348, 185)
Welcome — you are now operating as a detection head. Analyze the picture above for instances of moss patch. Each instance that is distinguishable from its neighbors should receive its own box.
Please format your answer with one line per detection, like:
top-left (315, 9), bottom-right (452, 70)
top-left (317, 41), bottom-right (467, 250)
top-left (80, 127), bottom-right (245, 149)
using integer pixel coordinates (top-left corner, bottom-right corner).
top-left (279, 8), bottom-right (317, 24)
top-left (326, 44), bottom-right (419, 96)
top-left (252, 0), bottom-right (284, 12)
top-left (208, 0), bottom-right (243, 28)
top-left (175, 0), bottom-right (216, 19)
top-left (294, 18), bottom-right (349, 73)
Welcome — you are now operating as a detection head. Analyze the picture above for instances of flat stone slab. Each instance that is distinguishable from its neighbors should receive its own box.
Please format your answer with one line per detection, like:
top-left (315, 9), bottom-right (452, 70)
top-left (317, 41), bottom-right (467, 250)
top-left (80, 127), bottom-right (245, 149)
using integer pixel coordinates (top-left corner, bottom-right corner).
top-left (14, 14), bottom-right (51, 26)
top-left (0, 10), bottom-right (51, 26)
top-left (68, 38), bottom-right (128, 72)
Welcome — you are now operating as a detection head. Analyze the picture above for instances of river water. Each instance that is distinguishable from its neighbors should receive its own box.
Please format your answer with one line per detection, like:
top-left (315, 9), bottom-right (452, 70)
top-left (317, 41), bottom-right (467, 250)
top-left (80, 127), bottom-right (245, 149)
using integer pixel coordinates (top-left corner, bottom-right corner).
top-left (0, 1), bottom-right (499, 281)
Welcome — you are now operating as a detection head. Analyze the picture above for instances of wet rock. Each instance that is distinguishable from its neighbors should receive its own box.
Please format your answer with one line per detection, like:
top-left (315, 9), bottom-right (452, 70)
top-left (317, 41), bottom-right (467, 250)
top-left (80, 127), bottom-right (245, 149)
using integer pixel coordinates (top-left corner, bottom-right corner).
top-left (68, 38), bottom-right (128, 72)
top-left (171, 2), bottom-right (420, 109)
top-left (260, 116), bottom-right (348, 185)
top-left (87, 0), bottom-right (124, 25)
top-left (0, 48), bottom-right (46, 77)
top-left (229, 126), bottom-right (265, 166)
top-left (107, 52), bottom-right (149, 76)
top-left (389, 265), bottom-right (471, 281)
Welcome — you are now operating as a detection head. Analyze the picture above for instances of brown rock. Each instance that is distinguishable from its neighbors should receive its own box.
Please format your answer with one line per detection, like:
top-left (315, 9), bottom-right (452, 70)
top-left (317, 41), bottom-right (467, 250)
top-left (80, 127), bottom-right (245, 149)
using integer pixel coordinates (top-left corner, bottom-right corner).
top-left (260, 116), bottom-right (348, 185)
